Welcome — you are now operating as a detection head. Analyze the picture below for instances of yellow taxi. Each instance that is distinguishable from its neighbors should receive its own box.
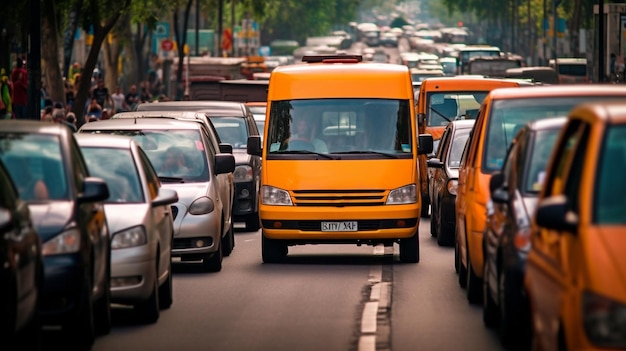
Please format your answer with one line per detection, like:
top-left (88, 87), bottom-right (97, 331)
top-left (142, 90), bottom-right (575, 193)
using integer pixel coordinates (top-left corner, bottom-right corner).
top-left (456, 85), bottom-right (626, 304)
top-left (526, 101), bottom-right (626, 351)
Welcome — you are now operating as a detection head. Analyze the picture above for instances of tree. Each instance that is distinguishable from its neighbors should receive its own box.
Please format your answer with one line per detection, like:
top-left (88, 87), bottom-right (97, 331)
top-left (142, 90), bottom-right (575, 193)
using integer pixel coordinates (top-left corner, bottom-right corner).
top-left (172, 0), bottom-right (194, 100)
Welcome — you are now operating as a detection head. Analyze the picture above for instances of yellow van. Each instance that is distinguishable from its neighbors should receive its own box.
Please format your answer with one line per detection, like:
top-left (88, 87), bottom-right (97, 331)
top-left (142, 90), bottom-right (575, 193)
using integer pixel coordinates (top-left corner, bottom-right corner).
top-left (526, 101), bottom-right (626, 351)
top-left (416, 77), bottom-right (524, 217)
top-left (247, 55), bottom-right (433, 263)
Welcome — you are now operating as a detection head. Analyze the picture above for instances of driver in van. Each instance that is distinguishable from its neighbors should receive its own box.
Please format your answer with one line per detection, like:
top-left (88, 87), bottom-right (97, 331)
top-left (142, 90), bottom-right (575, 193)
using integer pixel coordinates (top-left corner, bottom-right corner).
top-left (289, 110), bottom-right (328, 153)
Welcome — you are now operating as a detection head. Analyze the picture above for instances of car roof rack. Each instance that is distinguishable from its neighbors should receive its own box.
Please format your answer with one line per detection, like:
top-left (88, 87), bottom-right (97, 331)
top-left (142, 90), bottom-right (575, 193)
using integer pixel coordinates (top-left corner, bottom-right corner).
top-left (302, 55), bottom-right (363, 63)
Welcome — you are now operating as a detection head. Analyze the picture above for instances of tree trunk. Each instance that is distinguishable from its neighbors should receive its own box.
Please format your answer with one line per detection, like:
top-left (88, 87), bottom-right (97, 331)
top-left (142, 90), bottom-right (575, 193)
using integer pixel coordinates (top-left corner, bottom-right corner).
top-left (569, 0), bottom-right (582, 56)
top-left (73, 31), bottom-right (107, 127)
top-left (121, 14), bottom-right (139, 90)
top-left (102, 33), bottom-right (121, 92)
top-left (174, 0), bottom-right (194, 101)
top-left (42, 0), bottom-right (65, 105)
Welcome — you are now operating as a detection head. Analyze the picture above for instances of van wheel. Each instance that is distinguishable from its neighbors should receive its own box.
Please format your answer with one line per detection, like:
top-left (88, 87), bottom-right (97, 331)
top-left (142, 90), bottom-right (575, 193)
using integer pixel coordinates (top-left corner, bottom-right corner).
top-left (457, 238), bottom-right (467, 287)
top-left (466, 246), bottom-right (483, 304)
top-left (399, 230), bottom-right (420, 263)
top-left (246, 213), bottom-right (261, 232)
top-left (202, 243), bottom-right (223, 272)
top-left (262, 232), bottom-right (287, 263)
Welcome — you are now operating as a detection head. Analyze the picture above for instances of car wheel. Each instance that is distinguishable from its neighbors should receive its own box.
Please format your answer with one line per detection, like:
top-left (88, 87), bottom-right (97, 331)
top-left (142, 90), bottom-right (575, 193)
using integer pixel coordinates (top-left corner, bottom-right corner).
top-left (437, 207), bottom-right (454, 246)
top-left (202, 242), bottom-right (223, 272)
top-left (245, 213), bottom-right (261, 232)
top-left (482, 258), bottom-right (498, 327)
top-left (262, 231), bottom-right (287, 263)
top-left (136, 264), bottom-right (160, 324)
top-left (499, 270), bottom-right (523, 347)
top-left (466, 245), bottom-right (483, 304)
top-left (420, 196), bottom-right (430, 218)
top-left (430, 201), bottom-right (437, 237)
top-left (222, 220), bottom-right (235, 257)
top-left (65, 272), bottom-right (95, 350)
top-left (93, 257), bottom-right (111, 335)
top-left (399, 230), bottom-right (420, 263)
top-left (158, 257), bottom-right (173, 309)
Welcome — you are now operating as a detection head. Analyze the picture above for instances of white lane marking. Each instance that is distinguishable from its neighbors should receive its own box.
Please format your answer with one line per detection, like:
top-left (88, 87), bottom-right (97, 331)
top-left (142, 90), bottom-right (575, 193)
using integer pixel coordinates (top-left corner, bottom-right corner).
top-left (368, 265), bottom-right (382, 284)
top-left (358, 335), bottom-right (376, 351)
top-left (361, 301), bottom-right (379, 334)
top-left (370, 282), bottom-right (381, 301)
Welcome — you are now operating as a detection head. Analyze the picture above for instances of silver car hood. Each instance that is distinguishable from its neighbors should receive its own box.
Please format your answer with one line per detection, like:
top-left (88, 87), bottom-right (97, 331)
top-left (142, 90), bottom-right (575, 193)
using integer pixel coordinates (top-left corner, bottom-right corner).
top-left (104, 203), bottom-right (150, 235)
top-left (161, 183), bottom-right (210, 206)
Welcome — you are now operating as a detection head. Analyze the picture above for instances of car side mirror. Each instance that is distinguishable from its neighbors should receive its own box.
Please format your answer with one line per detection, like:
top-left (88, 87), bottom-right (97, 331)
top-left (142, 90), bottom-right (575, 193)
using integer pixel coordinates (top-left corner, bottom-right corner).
top-left (80, 177), bottom-right (110, 203)
top-left (247, 135), bottom-right (262, 156)
top-left (215, 154), bottom-right (235, 175)
top-left (491, 187), bottom-right (509, 204)
top-left (426, 158), bottom-right (444, 168)
top-left (535, 195), bottom-right (578, 232)
top-left (219, 143), bottom-right (233, 154)
top-left (418, 134), bottom-right (433, 155)
top-left (152, 188), bottom-right (179, 207)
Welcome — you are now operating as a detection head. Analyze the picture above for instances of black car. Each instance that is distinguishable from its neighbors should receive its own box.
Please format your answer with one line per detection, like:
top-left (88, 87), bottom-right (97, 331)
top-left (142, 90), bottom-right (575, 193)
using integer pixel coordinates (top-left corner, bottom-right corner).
top-left (427, 119), bottom-right (475, 246)
top-left (482, 117), bottom-right (566, 347)
top-left (0, 121), bottom-right (111, 349)
top-left (0, 159), bottom-right (42, 349)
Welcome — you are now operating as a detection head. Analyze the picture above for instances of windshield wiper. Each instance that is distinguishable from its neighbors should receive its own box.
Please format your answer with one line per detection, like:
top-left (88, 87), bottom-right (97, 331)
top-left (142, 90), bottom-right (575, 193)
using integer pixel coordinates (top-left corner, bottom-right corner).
top-left (272, 150), bottom-right (337, 159)
top-left (158, 176), bottom-right (185, 183)
top-left (429, 107), bottom-right (452, 123)
top-left (332, 150), bottom-right (400, 158)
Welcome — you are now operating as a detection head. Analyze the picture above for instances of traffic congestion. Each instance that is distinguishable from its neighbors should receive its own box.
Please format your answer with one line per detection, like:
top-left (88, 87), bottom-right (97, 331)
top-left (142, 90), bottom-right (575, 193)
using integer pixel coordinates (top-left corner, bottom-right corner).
top-left (1, 1), bottom-right (626, 351)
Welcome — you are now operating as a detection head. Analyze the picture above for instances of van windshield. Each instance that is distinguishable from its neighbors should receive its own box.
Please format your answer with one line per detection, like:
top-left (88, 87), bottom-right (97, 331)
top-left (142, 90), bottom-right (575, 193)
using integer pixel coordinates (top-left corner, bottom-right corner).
top-left (266, 99), bottom-right (412, 159)
top-left (427, 92), bottom-right (487, 127)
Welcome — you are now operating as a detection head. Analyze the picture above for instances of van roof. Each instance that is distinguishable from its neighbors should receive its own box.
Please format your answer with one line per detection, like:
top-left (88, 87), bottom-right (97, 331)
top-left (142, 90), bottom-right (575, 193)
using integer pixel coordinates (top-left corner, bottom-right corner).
top-left (488, 85), bottom-right (626, 100)
top-left (418, 77), bottom-right (522, 91)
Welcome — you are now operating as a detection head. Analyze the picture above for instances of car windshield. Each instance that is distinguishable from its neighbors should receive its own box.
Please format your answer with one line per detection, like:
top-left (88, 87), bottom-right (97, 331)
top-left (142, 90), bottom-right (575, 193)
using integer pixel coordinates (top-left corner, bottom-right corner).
top-left (483, 96), bottom-right (626, 173)
top-left (266, 98), bottom-right (412, 159)
top-left (595, 124), bottom-right (626, 224)
top-left (209, 117), bottom-right (248, 149)
top-left (85, 129), bottom-right (209, 182)
top-left (427, 92), bottom-right (487, 127)
top-left (0, 133), bottom-right (69, 201)
top-left (448, 128), bottom-right (471, 168)
top-left (81, 147), bottom-right (144, 203)
top-left (524, 129), bottom-right (560, 194)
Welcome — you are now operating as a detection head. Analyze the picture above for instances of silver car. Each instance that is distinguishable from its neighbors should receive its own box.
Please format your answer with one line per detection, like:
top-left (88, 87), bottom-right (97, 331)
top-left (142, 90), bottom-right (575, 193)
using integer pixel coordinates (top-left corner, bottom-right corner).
top-left (75, 134), bottom-right (178, 323)
top-left (78, 118), bottom-right (235, 272)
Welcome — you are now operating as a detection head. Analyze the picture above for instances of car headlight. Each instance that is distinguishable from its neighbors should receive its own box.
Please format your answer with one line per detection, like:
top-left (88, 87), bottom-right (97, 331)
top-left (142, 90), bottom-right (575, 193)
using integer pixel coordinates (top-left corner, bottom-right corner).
top-left (262, 186), bottom-right (293, 206)
top-left (386, 184), bottom-right (417, 205)
top-left (583, 291), bottom-right (626, 348)
top-left (233, 165), bottom-right (253, 183)
top-left (447, 179), bottom-right (458, 196)
top-left (111, 226), bottom-right (147, 249)
top-left (189, 196), bottom-right (215, 215)
top-left (42, 228), bottom-right (81, 256)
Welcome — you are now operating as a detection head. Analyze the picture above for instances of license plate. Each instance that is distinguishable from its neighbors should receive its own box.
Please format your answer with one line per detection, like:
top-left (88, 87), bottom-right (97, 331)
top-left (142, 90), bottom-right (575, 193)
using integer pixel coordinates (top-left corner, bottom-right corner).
top-left (321, 221), bottom-right (358, 232)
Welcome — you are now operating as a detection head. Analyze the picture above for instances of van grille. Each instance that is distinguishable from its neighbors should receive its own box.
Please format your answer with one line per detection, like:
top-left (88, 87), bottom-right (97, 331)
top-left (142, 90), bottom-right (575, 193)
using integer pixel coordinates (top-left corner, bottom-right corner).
top-left (292, 189), bottom-right (387, 207)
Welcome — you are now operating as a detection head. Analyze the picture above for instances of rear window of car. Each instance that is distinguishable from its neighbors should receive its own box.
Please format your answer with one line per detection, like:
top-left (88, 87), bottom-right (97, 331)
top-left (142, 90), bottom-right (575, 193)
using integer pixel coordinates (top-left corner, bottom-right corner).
top-left (594, 124), bottom-right (626, 224)
top-left (524, 128), bottom-right (561, 194)
top-left (448, 128), bottom-right (471, 168)
top-left (209, 117), bottom-right (249, 149)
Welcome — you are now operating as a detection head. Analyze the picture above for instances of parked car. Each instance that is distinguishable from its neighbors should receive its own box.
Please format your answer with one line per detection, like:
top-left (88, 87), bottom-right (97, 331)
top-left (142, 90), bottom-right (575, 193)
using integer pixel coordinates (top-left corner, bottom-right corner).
top-left (0, 120), bottom-right (111, 349)
top-left (0, 159), bottom-right (42, 348)
top-left (79, 118), bottom-right (235, 272)
top-left (75, 134), bottom-right (179, 323)
top-left (482, 117), bottom-right (566, 347)
top-left (427, 119), bottom-right (474, 246)
top-left (456, 85), bottom-right (626, 305)
top-left (526, 102), bottom-right (626, 351)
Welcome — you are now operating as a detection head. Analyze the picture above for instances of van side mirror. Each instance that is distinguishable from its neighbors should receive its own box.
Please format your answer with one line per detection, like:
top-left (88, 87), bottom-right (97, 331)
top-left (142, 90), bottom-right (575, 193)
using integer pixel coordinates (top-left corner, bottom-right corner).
top-left (219, 143), bottom-right (233, 154)
top-left (417, 113), bottom-right (426, 125)
top-left (489, 172), bottom-right (509, 203)
top-left (247, 136), bottom-right (262, 156)
top-left (535, 195), bottom-right (578, 232)
top-left (418, 134), bottom-right (433, 155)
top-left (489, 172), bottom-right (505, 194)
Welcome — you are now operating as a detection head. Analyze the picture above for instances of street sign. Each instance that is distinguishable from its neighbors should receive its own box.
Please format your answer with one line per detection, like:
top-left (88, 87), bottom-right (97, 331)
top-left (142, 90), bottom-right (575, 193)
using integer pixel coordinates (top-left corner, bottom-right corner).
top-left (161, 39), bottom-right (174, 52)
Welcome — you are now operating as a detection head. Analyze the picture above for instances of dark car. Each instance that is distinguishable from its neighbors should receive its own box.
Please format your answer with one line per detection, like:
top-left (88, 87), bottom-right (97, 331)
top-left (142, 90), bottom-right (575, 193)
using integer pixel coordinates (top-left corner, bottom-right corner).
top-left (0, 159), bottom-right (42, 349)
top-left (481, 117), bottom-right (566, 347)
top-left (427, 119), bottom-right (475, 246)
top-left (206, 109), bottom-right (262, 231)
top-left (0, 120), bottom-right (111, 349)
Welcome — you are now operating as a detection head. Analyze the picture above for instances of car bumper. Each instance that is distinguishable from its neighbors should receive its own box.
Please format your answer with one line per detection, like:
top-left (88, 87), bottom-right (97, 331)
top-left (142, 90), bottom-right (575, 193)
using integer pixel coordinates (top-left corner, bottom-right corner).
top-left (40, 253), bottom-right (87, 324)
top-left (109, 245), bottom-right (156, 305)
top-left (171, 203), bottom-right (220, 257)
top-left (233, 181), bottom-right (257, 218)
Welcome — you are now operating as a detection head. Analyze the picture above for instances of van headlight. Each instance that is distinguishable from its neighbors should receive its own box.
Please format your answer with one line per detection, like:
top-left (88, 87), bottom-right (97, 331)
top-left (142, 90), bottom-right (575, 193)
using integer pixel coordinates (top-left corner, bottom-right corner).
top-left (43, 228), bottom-right (81, 256)
top-left (262, 186), bottom-right (293, 206)
top-left (189, 196), bottom-right (215, 215)
top-left (386, 184), bottom-right (417, 205)
top-left (111, 226), bottom-right (147, 249)
top-left (233, 165), bottom-right (253, 183)
top-left (583, 291), bottom-right (626, 348)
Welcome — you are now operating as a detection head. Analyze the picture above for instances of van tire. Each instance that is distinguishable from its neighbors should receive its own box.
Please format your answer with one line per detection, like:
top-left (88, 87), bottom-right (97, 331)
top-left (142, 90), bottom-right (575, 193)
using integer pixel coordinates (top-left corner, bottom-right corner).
top-left (246, 213), bottom-right (261, 232)
top-left (262, 232), bottom-right (287, 263)
top-left (399, 230), bottom-right (420, 263)
top-left (466, 247), bottom-right (483, 304)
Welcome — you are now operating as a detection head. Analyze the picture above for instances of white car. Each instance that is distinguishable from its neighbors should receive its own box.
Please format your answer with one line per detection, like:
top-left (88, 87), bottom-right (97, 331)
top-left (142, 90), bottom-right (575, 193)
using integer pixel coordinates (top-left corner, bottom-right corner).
top-left (75, 133), bottom-right (179, 323)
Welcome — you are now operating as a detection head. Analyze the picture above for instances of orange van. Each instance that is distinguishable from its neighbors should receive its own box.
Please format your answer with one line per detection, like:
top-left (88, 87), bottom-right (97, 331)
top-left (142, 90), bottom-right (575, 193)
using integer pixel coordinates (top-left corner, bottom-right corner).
top-left (456, 85), bottom-right (626, 304)
top-left (526, 101), bottom-right (626, 351)
top-left (416, 77), bottom-right (523, 216)
top-left (247, 55), bottom-right (433, 263)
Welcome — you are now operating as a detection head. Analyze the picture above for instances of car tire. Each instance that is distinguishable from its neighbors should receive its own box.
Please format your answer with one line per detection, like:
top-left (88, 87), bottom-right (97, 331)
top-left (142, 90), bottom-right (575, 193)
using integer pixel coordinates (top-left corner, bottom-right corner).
top-left (437, 207), bottom-right (454, 247)
top-left (245, 213), bottom-right (261, 232)
top-left (66, 272), bottom-right (95, 350)
top-left (482, 258), bottom-right (498, 327)
top-left (498, 270), bottom-right (523, 348)
top-left (158, 257), bottom-right (173, 309)
top-left (262, 232), bottom-right (287, 263)
top-left (466, 245), bottom-right (483, 304)
top-left (93, 258), bottom-right (111, 336)
top-left (420, 196), bottom-right (430, 218)
top-left (135, 264), bottom-right (160, 324)
top-left (430, 204), bottom-right (437, 237)
top-left (222, 220), bottom-right (235, 257)
top-left (399, 230), bottom-right (420, 263)
top-left (202, 243), bottom-right (223, 272)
